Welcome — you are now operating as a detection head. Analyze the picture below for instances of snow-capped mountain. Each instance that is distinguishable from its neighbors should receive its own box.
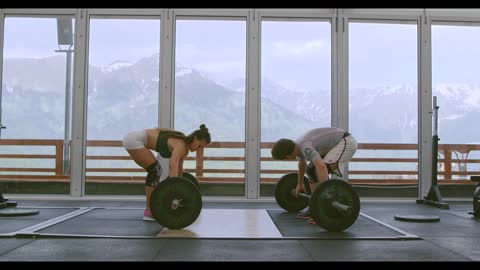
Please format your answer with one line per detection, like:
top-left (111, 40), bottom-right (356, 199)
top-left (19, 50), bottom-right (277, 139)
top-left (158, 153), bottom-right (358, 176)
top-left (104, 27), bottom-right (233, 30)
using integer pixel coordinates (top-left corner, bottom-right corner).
top-left (2, 54), bottom-right (479, 144)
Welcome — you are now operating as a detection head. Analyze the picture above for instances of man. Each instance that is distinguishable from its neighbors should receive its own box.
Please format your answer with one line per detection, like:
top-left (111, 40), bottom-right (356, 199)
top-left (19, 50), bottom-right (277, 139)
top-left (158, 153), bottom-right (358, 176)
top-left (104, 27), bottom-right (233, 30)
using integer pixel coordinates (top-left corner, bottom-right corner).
top-left (271, 127), bottom-right (358, 223)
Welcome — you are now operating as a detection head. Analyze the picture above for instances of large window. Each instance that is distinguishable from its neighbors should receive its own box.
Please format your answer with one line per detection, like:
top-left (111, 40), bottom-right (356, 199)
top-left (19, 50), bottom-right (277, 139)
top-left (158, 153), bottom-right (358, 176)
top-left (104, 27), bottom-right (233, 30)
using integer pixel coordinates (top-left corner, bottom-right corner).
top-left (4, 10), bottom-right (478, 199)
top-left (1, 16), bottom-right (75, 195)
top-left (260, 20), bottom-right (332, 196)
top-left (174, 18), bottom-right (247, 196)
top-left (85, 17), bottom-right (161, 195)
top-left (432, 24), bottom-right (480, 181)
top-left (348, 21), bottom-right (418, 185)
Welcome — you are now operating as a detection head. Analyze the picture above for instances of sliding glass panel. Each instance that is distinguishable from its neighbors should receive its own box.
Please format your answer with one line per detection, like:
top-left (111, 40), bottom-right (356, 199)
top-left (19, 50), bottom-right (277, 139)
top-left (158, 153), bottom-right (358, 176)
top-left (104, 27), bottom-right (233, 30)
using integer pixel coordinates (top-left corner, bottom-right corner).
top-left (85, 17), bottom-right (161, 195)
top-left (260, 20), bottom-right (332, 197)
top-left (1, 16), bottom-right (75, 195)
top-left (349, 21), bottom-right (418, 196)
top-left (432, 24), bottom-right (480, 189)
top-left (174, 18), bottom-right (247, 196)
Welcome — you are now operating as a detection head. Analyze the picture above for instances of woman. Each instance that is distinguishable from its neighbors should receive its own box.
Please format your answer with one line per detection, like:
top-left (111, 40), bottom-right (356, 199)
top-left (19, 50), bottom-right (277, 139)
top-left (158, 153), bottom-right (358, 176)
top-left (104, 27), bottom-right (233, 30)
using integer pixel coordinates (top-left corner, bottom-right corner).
top-left (122, 124), bottom-right (211, 220)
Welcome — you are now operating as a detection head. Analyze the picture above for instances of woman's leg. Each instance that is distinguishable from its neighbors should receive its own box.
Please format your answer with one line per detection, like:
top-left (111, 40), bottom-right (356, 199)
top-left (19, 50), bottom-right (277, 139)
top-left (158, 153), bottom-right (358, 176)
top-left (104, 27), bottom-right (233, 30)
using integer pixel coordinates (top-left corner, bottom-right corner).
top-left (123, 130), bottom-right (158, 213)
top-left (126, 148), bottom-right (157, 212)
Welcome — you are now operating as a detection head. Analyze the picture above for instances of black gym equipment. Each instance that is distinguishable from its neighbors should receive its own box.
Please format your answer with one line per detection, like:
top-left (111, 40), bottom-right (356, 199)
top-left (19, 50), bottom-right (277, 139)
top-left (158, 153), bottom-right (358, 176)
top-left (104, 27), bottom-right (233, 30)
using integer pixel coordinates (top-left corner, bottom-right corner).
top-left (394, 214), bottom-right (440, 222)
top-left (0, 208), bottom-right (40, 217)
top-left (150, 176), bottom-right (202, 229)
top-left (0, 193), bottom-right (39, 217)
top-left (275, 173), bottom-right (360, 232)
top-left (416, 96), bottom-right (450, 210)
top-left (0, 193), bottom-right (17, 207)
top-left (470, 176), bottom-right (480, 220)
top-left (275, 173), bottom-right (311, 212)
top-left (182, 172), bottom-right (201, 190)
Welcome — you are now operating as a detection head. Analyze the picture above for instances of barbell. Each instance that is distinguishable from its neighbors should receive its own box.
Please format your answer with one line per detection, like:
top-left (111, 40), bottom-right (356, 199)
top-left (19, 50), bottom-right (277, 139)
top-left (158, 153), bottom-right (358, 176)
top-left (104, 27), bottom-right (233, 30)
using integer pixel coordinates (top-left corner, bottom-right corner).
top-left (275, 173), bottom-right (360, 232)
top-left (149, 172), bottom-right (202, 229)
top-left (150, 171), bottom-right (360, 232)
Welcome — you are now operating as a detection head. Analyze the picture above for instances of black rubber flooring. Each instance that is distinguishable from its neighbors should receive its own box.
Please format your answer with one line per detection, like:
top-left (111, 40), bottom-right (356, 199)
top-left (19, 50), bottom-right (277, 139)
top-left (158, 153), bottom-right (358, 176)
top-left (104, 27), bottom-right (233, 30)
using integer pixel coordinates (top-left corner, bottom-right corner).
top-left (267, 210), bottom-right (410, 238)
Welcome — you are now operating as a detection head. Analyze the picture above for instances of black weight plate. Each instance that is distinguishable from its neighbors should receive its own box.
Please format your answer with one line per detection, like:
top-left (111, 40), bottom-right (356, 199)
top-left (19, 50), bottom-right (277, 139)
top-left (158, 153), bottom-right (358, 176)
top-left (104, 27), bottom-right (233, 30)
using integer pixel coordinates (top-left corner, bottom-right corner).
top-left (275, 173), bottom-right (311, 213)
top-left (150, 177), bottom-right (202, 229)
top-left (473, 186), bottom-right (480, 218)
top-left (310, 180), bottom-right (360, 232)
top-left (182, 172), bottom-right (200, 190)
top-left (0, 208), bottom-right (40, 217)
top-left (6, 201), bottom-right (18, 207)
top-left (394, 214), bottom-right (440, 222)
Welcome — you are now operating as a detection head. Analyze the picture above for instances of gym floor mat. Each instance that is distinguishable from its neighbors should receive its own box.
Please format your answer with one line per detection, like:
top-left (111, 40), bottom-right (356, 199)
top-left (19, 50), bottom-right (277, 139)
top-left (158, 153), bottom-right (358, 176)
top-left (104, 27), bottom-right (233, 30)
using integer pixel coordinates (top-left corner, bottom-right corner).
top-left (0, 207), bottom-right (80, 236)
top-left (267, 210), bottom-right (419, 239)
top-left (36, 209), bottom-right (283, 239)
top-left (8, 207), bottom-right (420, 240)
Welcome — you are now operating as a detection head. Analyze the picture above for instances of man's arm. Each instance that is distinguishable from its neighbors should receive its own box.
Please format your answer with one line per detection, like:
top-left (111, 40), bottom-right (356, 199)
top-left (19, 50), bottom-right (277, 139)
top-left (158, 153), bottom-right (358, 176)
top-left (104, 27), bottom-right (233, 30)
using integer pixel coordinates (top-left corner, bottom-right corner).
top-left (298, 159), bottom-right (307, 185)
top-left (312, 158), bottom-right (329, 183)
top-left (302, 145), bottom-right (329, 184)
top-left (293, 159), bottom-right (308, 197)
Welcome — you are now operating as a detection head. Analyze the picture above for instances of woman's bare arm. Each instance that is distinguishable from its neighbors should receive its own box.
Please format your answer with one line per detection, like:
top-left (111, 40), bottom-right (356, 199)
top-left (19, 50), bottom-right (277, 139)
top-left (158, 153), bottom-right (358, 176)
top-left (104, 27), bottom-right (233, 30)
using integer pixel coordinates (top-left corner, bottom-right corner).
top-left (168, 141), bottom-right (186, 177)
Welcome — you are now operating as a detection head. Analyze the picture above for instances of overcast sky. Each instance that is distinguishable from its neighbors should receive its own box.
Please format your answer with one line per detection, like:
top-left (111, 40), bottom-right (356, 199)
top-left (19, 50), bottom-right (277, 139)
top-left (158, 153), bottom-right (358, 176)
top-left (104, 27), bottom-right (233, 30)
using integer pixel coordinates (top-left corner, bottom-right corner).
top-left (3, 17), bottom-right (480, 92)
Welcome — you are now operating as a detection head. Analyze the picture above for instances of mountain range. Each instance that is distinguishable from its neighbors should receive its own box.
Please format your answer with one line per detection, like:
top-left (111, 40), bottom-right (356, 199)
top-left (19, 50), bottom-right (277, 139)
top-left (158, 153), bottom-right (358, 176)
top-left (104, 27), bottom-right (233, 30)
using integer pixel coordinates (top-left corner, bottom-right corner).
top-left (2, 54), bottom-right (479, 145)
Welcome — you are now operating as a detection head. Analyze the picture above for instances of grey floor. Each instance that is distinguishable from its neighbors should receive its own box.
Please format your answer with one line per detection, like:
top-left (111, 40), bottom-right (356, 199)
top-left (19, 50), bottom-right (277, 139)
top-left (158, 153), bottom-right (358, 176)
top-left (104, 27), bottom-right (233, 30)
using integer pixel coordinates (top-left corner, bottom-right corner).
top-left (0, 199), bottom-right (479, 261)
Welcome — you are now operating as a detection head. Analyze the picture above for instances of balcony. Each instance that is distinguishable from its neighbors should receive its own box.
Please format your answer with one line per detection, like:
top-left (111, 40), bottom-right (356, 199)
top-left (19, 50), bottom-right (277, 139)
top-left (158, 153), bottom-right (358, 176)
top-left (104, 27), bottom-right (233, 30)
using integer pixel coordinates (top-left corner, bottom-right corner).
top-left (0, 139), bottom-right (478, 197)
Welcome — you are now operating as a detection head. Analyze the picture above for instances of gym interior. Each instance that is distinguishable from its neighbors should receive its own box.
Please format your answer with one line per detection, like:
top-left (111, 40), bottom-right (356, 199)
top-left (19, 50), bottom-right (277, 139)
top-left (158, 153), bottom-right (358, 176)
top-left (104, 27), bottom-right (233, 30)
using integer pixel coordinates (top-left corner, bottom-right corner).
top-left (1, 8), bottom-right (480, 262)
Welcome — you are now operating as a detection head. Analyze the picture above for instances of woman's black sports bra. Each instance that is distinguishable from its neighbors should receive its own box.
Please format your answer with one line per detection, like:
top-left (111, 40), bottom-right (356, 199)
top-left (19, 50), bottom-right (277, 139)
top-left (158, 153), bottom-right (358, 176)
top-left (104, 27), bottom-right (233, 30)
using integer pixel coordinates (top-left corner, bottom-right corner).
top-left (155, 132), bottom-right (173, 158)
top-left (155, 130), bottom-right (187, 158)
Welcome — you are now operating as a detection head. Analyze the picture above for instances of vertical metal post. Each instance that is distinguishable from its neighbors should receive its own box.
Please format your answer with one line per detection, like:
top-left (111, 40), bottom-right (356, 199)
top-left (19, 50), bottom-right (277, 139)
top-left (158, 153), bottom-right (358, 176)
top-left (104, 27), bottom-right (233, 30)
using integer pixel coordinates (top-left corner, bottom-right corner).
top-left (418, 11), bottom-right (433, 200)
top-left (70, 9), bottom-right (88, 197)
top-left (0, 90), bottom-right (5, 139)
top-left (0, 9), bottom-right (5, 139)
top-left (432, 96), bottom-right (438, 137)
top-left (63, 48), bottom-right (73, 175)
top-left (159, 9), bottom-right (174, 130)
top-left (431, 96), bottom-right (439, 186)
top-left (331, 9), bottom-right (339, 129)
top-left (158, 9), bottom-right (174, 180)
top-left (56, 17), bottom-right (74, 175)
top-left (335, 9), bottom-right (348, 180)
top-left (245, 9), bottom-right (261, 199)
top-left (417, 95), bottom-right (449, 209)
top-left (0, 10), bottom-right (5, 198)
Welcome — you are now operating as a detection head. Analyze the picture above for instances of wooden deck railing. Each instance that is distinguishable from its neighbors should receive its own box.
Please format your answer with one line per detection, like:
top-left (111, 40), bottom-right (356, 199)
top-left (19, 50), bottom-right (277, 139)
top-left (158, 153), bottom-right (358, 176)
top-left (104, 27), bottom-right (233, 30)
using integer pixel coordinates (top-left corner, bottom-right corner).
top-left (0, 139), bottom-right (479, 185)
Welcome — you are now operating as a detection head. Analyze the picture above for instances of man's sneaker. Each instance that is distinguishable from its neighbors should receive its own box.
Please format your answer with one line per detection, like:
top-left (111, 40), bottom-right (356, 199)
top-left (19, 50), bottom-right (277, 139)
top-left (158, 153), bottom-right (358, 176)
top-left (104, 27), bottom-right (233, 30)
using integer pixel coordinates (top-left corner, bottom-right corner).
top-left (143, 209), bottom-right (155, 221)
top-left (297, 209), bottom-right (311, 219)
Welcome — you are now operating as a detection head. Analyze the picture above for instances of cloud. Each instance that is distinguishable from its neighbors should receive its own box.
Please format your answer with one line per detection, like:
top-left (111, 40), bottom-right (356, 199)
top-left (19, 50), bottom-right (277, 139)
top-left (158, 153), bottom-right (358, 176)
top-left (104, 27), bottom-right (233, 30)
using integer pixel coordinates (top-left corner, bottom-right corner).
top-left (176, 44), bottom-right (202, 60)
top-left (271, 39), bottom-right (327, 56)
top-left (3, 48), bottom-right (57, 59)
top-left (195, 61), bottom-right (245, 75)
top-left (176, 43), bottom-right (246, 80)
